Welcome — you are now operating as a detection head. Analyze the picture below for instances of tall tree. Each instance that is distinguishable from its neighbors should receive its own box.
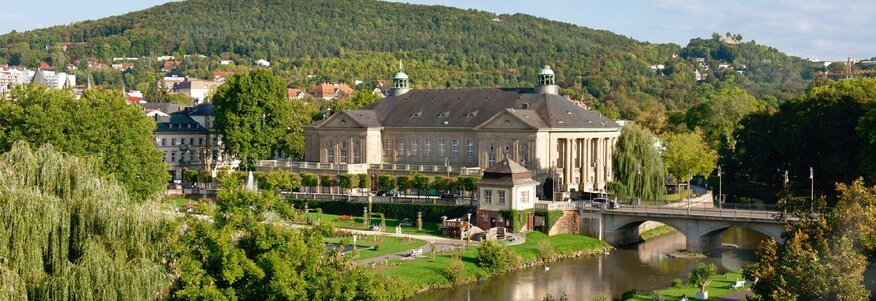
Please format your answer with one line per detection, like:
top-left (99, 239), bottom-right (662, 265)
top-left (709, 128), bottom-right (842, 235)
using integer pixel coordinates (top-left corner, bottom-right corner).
top-left (213, 69), bottom-right (293, 169)
top-left (686, 87), bottom-right (764, 149)
top-left (0, 143), bottom-right (174, 300)
top-left (662, 130), bottom-right (718, 190)
top-left (0, 85), bottom-right (168, 201)
top-left (612, 123), bottom-right (665, 201)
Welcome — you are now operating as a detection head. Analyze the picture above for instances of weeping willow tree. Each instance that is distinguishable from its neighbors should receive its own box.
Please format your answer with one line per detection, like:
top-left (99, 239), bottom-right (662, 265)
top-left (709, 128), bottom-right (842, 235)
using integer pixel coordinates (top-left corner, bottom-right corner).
top-left (613, 124), bottom-right (665, 201)
top-left (0, 142), bottom-right (175, 300)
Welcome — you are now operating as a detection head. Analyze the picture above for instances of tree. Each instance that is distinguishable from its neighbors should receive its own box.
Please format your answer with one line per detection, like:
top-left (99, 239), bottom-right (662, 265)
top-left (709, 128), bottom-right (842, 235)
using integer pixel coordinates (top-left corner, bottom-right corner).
top-left (612, 124), bottom-right (665, 201)
top-left (412, 173), bottom-right (432, 196)
top-left (277, 99), bottom-right (320, 159)
top-left (212, 69), bottom-right (292, 169)
top-left (0, 143), bottom-right (174, 300)
top-left (458, 176), bottom-right (478, 199)
top-left (331, 88), bottom-right (381, 112)
top-left (143, 83), bottom-right (191, 104)
top-left (301, 173), bottom-right (318, 193)
top-left (0, 85), bottom-right (168, 201)
top-left (397, 175), bottom-right (413, 195)
top-left (476, 240), bottom-right (519, 272)
top-left (662, 130), bottom-right (718, 192)
top-left (688, 262), bottom-right (717, 292)
top-left (357, 174), bottom-right (371, 191)
top-left (686, 87), bottom-right (763, 149)
top-left (378, 175), bottom-right (396, 191)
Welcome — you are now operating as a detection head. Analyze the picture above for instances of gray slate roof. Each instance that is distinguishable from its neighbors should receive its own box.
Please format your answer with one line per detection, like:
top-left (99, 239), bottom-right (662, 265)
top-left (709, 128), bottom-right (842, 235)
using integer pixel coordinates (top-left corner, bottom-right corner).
top-left (357, 88), bottom-right (618, 130)
top-left (477, 158), bottom-right (539, 186)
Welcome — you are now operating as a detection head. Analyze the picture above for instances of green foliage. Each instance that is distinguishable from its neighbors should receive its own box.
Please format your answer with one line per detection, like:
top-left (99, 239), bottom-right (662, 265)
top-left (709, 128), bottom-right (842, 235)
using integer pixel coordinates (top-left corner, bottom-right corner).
top-left (534, 210), bottom-right (564, 234)
top-left (378, 175), bottom-right (396, 191)
top-left (684, 87), bottom-right (764, 148)
top-left (143, 83), bottom-right (191, 104)
top-left (0, 143), bottom-right (175, 300)
top-left (357, 174), bottom-right (370, 189)
top-left (184, 169), bottom-right (200, 184)
top-left (500, 209), bottom-right (533, 233)
top-left (621, 289), bottom-right (638, 300)
top-left (661, 130), bottom-right (718, 184)
top-left (536, 239), bottom-right (556, 261)
top-left (475, 240), bottom-right (519, 272)
top-left (542, 293), bottom-right (569, 301)
top-left (212, 69), bottom-right (292, 169)
top-left (332, 88), bottom-right (380, 112)
top-left (671, 278), bottom-right (683, 288)
top-left (255, 170), bottom-right (301, 193)
top-left (171, 189), bottom-right (399, 300)
top-left (0, 85), bottom-right (169, 201)
top-left (734, 78), bottom-right (876, 197)
top-left (397, 175), bottom-right (413, 193)
top-left (457, 176), bottom-right (478, 198)
top-left (301, 173), bottom-right (318, 190)
top-left (613, 124), bottom-right (665, 201)
top-left (319, 174), bottom-right (336, 188)
top-left (411, 173), bottom-right (433, 196)
top-left (277, 98), bottom-right (319, 159)
top-left (442, 255), bottom-right (466, 284)
top-left (688, 262), bottom-right (717, 292)
top-left (288, 199), bottom-right (472, 221)
top-left (338, 174), bottom-right (356, 190)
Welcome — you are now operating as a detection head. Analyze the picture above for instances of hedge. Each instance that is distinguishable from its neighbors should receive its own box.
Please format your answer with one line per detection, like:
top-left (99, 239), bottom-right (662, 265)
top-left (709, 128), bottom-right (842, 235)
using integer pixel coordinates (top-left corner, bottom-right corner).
top-left (287, 199), bottom-right (473, 221)
top-left (534, 209), bottom-right (564, 234)
top-left (499, 209), bottom-right (533, 233)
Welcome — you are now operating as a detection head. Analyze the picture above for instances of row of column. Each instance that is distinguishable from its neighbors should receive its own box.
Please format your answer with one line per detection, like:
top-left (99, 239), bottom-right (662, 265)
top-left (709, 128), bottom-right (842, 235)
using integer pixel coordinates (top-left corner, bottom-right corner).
top-left (559, 137), bottom-right (615, 191)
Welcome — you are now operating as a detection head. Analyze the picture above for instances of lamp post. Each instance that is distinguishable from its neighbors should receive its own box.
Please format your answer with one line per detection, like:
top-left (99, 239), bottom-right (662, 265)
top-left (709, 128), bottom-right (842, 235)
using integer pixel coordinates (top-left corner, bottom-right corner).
top-left (687, 168), bottom-right (692, 214)
top-left (445, 157), bottom-right (450, 178)
top-left (637, 166), bottom-right (642, 205)
top-left (810, 167), bottom-right (814, 212)
top-left (717, 165), bottom-right (722, 209)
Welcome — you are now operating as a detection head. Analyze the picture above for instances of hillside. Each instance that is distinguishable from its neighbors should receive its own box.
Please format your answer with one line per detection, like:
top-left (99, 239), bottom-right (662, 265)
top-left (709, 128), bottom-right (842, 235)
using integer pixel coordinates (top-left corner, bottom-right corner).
top-left (0, 0), bottom-right (817, 120)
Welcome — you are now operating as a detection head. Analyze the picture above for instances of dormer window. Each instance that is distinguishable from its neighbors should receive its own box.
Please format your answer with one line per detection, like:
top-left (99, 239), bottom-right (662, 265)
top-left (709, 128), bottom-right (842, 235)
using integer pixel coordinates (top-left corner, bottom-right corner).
top-left (502, 119), bottom-right (512, 126)
top-left (409, 112), bottom-right (422, 118)
top-left (464, 112), bottom-right (476, 117)
top-left (522, 103), bottom-right (530, 109)
top-left (438, 112), bottom-right (449, 118)
top-left (340, 119), bottom-right (347, 125)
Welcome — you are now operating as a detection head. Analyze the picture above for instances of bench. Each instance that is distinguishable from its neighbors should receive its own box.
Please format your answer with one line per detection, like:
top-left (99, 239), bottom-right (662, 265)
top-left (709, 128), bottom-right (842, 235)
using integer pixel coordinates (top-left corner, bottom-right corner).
top-left (408, 248), bottom-right (423, 257)
top-left (731, 278), bottom-right (746, 290)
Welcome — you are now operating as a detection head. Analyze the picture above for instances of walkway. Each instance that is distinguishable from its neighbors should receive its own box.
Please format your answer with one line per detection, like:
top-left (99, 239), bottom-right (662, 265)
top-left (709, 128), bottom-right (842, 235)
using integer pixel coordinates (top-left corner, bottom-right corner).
top-left (352, 229), bottom-right (466, 265)
top-left (714, 289), bottom-right (753, 300)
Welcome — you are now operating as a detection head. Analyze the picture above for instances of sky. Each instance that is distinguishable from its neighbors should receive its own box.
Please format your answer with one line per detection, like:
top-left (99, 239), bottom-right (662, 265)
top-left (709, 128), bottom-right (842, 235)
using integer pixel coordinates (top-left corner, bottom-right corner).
top-left (1, 0), bottom-right (872, 61)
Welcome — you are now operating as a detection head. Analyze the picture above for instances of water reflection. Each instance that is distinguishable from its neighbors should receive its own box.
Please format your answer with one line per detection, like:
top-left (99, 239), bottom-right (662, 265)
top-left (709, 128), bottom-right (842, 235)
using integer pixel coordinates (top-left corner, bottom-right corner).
top-left (409, 227), bottom-right (769, 301)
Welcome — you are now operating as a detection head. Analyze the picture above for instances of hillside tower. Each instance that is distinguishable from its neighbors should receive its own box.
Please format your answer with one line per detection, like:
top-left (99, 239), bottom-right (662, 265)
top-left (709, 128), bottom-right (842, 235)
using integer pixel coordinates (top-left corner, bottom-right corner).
top-left (392, 60), bottom-right (411, 96)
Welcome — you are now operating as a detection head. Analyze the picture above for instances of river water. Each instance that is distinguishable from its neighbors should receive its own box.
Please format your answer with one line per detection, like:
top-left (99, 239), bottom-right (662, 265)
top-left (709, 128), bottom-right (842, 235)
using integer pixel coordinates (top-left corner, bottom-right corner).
top-left (409, 227), bottom-right (769, 300)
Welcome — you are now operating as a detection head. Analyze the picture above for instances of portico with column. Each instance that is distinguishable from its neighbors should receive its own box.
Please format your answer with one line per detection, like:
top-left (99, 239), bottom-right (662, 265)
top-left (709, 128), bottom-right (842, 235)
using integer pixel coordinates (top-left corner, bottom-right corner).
top-left (548, 132), bottom-right (619, 200)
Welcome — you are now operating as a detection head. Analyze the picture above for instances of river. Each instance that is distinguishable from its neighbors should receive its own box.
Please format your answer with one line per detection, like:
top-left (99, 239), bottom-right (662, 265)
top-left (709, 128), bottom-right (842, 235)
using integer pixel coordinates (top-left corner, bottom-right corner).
top-left (409, 227), bottom-right (769, 300)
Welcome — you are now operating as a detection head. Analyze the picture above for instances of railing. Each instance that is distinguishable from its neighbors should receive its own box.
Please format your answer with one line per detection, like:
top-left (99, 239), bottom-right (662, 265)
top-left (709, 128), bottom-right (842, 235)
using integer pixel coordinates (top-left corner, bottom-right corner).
top-left (582, 204), bottom-right (781, 221)
top-left (255, 160), bottom-right (482, 176)
top-left (285, 192), bottom-right (474, 206)
top-left (534, 201), bottom-right (583, 210)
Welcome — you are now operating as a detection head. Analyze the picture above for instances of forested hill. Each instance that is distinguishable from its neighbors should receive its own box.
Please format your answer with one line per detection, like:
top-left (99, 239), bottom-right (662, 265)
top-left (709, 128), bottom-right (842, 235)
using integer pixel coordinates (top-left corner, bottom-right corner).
top-left (0, 0), bottom-right (817, 122)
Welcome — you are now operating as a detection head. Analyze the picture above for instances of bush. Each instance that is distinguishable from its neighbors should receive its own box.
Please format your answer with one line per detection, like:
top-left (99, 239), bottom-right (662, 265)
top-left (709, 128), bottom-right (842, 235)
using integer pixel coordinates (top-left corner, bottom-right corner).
top-left (688, 262), bottom-right (717, 292)
top-left (476, 240), bottom-right (519, 272)
top-left (287, 199), bottom-right (472, 221)
top-left (620, 289), bottom-right (638, 300)
top-left (542, 293), bottom-right (569, 301)
top-left (373, 244), bottom-right (381, 251)
top-left (536, 240), bottom-right (556, 262)
top-left (671, 278), bottom-right (683, 288)
top-left (443, 255), bottom-right (466, 284)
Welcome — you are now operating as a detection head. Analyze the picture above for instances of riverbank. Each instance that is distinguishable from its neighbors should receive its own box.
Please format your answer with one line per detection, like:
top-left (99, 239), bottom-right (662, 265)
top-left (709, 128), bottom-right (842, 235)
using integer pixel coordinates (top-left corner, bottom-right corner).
top-left (375, 232), bottom-right (611, 298)
top-left (628, 270), bottom-right (752, 300)
top-left (639, 224), bottom-right (679, 241)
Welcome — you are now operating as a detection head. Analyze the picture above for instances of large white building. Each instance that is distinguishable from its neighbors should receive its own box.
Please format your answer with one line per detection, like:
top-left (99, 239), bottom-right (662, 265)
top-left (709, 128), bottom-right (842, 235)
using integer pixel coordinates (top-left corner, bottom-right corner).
top-left (152, 103), bottom-right (237, 182)
top-left (264, 65), bottom-right (621, 200)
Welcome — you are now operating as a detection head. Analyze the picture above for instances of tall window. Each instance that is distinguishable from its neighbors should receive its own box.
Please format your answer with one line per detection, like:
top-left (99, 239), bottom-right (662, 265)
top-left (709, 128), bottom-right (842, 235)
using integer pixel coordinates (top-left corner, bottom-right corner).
top-left (498, 190), bottom-right (506, 204)
top-left (483, 189), bottom-right (492, 204)
top-left (503, 144), bottom-right (511, 158)
top-left (171, 138), bottom-right (177, 146)
top-left (171, 151), bottom-right (177, 163)
top-left (398, 139), bottom-right (405, 156)
top-left (452, 139), bottom-right (460, 157)
top-left (164, 151), bottom-right (168, 162)
top-left (488, 144), bottom-right (496, 166)
top-left (521, 191), bottom-right (530, 204)
top-left (519, 143), bottom-right (528, 167)
top-left (424, 139), bottom-right (432, 157)
top-left (327, 143), bottom-right (334, 162)
top-left (384, 139), bottom-right (391, 156)
top-left (411, 139), bottom-right (418, 156)
top-left (353, 141), bottom-right (360, 163)
top-left (438, 139), bottom-right (446, 157)
top-left (340, 142), bottom-right (347, 163)
top-left (466, 140), bottom-right (474, 158)
top-left (189, 138), bottom-right (194, 145)
top-left (199, 137), bottom-right (204, 145)
top-left (161, 138), bottom-right (166, 146)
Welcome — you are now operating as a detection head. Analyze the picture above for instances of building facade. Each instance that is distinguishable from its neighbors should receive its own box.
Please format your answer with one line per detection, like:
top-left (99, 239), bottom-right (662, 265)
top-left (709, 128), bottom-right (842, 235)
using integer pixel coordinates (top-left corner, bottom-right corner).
top-left (292, 65), bottom-right (620, 199)
top-left (153, 103), bottom-right (236, 182)
top-left (476, 158), bottom-right (539, 231)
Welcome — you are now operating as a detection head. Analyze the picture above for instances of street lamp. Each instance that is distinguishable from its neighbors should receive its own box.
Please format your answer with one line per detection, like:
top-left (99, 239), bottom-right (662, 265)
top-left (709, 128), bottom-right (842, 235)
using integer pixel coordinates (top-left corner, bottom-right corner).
top-left (717, 165), bottom-right (722, 209)
top-left (687, 168), bottom-right (692, 214)
top-left (637, 166), bottom-right (642, 205)
top-left (810, 167), bottom-right (814, 212)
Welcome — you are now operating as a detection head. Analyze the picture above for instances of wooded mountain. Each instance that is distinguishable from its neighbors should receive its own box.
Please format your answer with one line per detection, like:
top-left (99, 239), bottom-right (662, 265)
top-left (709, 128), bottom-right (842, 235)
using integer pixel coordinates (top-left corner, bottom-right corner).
top-left (0, 0), bottom-right (818, 115)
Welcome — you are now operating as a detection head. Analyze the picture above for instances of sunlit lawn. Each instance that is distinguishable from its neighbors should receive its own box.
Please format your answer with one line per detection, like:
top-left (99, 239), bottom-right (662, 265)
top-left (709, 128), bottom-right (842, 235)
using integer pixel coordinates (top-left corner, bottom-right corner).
top-left (325, 235), bottom-right (427, 260)
top-left (627, 270), bottom-right (750, 301)
top-left (306, 212), bottom-right (444, 236)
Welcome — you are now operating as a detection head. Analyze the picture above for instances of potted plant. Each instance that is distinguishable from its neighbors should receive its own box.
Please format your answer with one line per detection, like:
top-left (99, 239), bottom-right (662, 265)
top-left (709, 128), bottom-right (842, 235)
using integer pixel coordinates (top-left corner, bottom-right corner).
top-left (688, 262), bottom-right (717, 300)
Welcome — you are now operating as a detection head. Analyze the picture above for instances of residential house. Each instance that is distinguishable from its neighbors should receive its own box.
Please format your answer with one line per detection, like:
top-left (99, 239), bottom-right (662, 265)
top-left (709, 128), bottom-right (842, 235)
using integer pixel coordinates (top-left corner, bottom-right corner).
top-left (287, 88), bottom-right (309, 100)
top-left (255, 59), bottom-right (271, 67)
top-left (212, 70), bottom-right (235, 82)
top-left (173, 79), bottom-right (223, 103)
top-left (311, 83), bottom-right (354, 100)
top-left (161, 60), bottom-right (182, 72)
top-left (152, 103), bottom-right (236, 182)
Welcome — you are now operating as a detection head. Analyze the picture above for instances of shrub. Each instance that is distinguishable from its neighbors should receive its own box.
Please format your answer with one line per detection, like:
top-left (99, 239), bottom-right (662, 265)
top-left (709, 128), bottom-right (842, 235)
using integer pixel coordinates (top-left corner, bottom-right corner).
top-left (476, 240), bottom-right (519, 272)
top-left (536, 240), bottom-right (556, 262)
top-left (688, 262), bottom-right (717, 292)
top-left (443, 255), bottom-right (466, 284)
top-left (620, 289), bottom-right (637, 300)
top-left (372, 244), bottom-right (381, 251)
top-left (671, 278), bottom-right (683, 288)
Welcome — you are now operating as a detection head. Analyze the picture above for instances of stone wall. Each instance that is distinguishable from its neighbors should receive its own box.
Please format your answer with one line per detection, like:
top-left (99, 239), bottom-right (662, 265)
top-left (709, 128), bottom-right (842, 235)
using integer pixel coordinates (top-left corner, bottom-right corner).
top-left (548, 210), bottom-right (580, 235)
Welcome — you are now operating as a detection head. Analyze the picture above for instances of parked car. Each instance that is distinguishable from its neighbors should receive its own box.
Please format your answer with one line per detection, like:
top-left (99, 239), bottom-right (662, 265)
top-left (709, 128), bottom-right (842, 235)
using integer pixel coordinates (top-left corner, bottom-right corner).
top-left (591, 197), bottom-right (620, 209)
top-left (440, 192), bottom-right (460, 199)
top-left (376, 190), bottom-right (395, 196)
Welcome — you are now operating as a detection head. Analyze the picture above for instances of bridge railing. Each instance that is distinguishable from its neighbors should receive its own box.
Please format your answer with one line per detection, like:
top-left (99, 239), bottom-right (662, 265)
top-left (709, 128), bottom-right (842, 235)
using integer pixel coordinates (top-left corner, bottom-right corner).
top-left (584, 204), bottom-right (780, 221)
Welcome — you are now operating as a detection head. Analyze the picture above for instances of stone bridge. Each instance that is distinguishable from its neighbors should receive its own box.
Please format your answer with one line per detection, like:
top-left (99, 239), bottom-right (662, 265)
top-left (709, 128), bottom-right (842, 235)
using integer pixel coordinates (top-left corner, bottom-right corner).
top-left (574, 205), bottom-right (786, 252)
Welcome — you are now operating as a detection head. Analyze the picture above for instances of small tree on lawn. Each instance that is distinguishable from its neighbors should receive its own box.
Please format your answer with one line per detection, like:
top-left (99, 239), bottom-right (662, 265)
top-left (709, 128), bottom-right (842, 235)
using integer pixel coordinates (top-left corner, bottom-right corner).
top-left (378, 175), bottom-right (395, 191)
top-left (397, 175), bottom-right (413, 195)
top-left (412, 173), bottom-right (432, 196)
top-left (458, 176), bottom-right (478, 199)
top-left (443, 255), bottom-right (465, 284)
top-left (357, 174), bottom-right (370, 191)
top-left (301, 173), bottom-right (318, 193)
top-left (476, 240), bottom-right (519, 272)
top-left (320, 174), bottom-right (336, 194)
top-left (689, 262), bottom-right (717, 293)
top-left (338, 174), bottom-right (355, 195)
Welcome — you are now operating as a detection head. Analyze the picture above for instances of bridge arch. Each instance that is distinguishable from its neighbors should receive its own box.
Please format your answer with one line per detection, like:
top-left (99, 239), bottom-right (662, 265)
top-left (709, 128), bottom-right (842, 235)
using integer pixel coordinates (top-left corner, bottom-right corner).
top-left (602, 216), bottom-right (691, 246)
top-left (696, 222), bottom-right (783, 244)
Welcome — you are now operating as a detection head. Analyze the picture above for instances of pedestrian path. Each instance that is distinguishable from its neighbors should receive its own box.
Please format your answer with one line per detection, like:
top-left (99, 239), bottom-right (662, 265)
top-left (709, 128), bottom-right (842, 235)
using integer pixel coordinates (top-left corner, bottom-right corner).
top-left (713, 288), bottom-right (753, 300)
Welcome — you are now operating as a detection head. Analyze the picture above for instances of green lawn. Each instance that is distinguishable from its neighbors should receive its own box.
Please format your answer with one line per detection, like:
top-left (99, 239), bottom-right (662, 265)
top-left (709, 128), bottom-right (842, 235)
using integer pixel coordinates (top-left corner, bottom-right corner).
top-left (325, 236), bottom-right (427, 260)
top-left (306, 212), bottom-right (444, 236)
top-left (639, 225), bottom-right (678, 241)
top-left (627, 270), bottom-right (751, 301)
top-left (511, 232), bottom-right (608, 262)
top-left (664, 189), bottom-right (694, 202)
top-left (377, 232), bottom-right (609, 296)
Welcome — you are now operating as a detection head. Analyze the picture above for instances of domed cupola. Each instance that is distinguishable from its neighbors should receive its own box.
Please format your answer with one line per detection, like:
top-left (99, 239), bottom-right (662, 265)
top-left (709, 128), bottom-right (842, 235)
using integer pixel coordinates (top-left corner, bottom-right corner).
top-left (534, 65), bottom-right (559, 95)
top-left (392, 60), bottom-right (411, 96)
